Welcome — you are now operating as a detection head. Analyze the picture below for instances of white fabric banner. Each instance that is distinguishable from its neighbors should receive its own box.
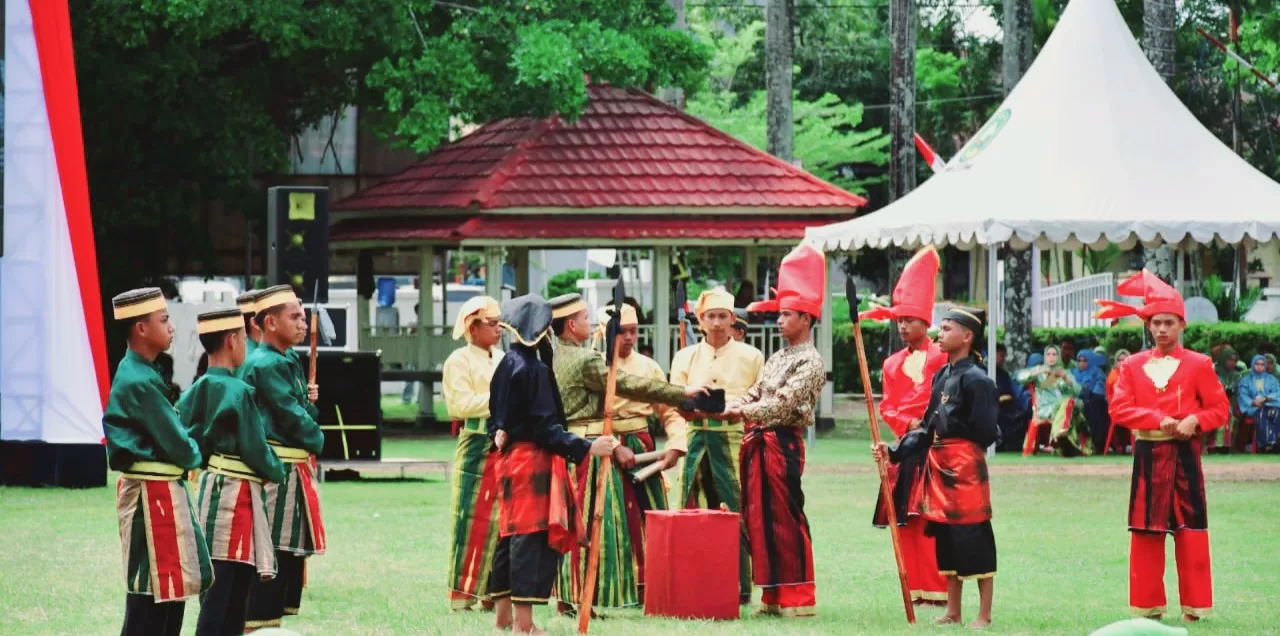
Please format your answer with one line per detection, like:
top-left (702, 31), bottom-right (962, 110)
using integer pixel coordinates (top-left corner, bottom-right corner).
top-left (0, 0), bottom-right (104, 443)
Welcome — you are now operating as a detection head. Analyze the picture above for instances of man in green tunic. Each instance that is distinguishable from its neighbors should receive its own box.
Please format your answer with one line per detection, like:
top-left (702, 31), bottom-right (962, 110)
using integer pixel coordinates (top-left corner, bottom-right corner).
top-left (182, 307), bottom-right (288, 636)
top-left (547, 293), bottom-right (711, 613)
top-left (240, 285), bottom-right (327, 631)
top-left (103, 287), bottom-right (212, 636)
top-left (237, 290), bottom-right (263, 358)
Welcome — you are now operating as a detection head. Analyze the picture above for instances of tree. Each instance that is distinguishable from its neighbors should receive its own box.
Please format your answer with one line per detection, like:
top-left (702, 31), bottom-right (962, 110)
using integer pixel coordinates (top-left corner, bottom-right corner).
top-left (765, 0), bottom-right (795, 161)
top-left (72, 0), bottom-right (710, 364)
top-left (1001, 0), bottom-right (1036, 368)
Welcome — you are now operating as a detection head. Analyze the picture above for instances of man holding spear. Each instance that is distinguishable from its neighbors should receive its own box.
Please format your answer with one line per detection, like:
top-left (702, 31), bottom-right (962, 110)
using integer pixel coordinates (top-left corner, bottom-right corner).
top-left (485, 293), bottom-right (619, 636)
top-left (726, 243), bottom-right (828, 617)
top-left (239, 285), bottom-right (326, 631)
top-left (873, 307), bottom-right (1000, 628)
top-left (859, 246), bottom-right (949, 607)
top-left (547, 292), bottom-right (712, 613)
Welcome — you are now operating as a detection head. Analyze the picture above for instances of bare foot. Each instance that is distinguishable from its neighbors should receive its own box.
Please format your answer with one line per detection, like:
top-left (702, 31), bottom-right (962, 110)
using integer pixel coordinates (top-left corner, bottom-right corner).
top-left (1182, 614), bottom-right (1201, 623)
top-left (969, 617), bottom-right (991, 629)
top-left (934, 615), bottom-right (962, 626)
top-left (512, 628), bottom-right (547, 636)
top-left (494, 618), bottom-right (512, 630)
top-left (556, 602), bottom-right (575, 617)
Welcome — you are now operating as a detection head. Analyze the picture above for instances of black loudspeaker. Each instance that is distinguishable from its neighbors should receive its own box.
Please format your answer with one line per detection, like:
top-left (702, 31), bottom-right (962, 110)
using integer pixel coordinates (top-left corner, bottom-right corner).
top-left (267, 186), bottom-right (329, 303)
top-left (296, 350), bottom-right (381, 461)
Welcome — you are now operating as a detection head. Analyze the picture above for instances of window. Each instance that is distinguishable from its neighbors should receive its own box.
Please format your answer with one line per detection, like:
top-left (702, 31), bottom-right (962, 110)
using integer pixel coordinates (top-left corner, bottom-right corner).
top-left (289, 106), bottom-right (358, 175)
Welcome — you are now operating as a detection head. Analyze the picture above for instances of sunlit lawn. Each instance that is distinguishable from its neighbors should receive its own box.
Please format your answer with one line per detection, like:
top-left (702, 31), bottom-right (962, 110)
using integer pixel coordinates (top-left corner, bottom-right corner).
top-left (2, 434), bottom-right (1279, 635)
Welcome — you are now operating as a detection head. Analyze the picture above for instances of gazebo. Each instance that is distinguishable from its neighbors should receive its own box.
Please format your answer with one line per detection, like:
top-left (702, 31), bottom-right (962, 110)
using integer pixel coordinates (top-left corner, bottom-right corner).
top-left (330, 82), bottom-right (866, 418)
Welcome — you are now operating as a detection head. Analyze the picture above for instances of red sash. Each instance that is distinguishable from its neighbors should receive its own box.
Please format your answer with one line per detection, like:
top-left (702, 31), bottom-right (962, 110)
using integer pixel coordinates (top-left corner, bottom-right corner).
top-left (497, 442), bottom-right (581, 553)
top-left (918, 438), bottom-right (992, 525)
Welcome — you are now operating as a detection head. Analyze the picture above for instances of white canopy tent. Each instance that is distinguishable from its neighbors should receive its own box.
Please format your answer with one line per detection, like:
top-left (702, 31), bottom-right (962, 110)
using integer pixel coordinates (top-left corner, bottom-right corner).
top-left (806, 0), bottom-right (1280, 380)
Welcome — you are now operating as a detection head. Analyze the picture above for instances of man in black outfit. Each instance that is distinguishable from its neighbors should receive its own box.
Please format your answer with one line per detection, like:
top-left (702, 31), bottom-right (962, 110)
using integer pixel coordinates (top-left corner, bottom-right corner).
top-left (874, 308), bottom-right (999, 628)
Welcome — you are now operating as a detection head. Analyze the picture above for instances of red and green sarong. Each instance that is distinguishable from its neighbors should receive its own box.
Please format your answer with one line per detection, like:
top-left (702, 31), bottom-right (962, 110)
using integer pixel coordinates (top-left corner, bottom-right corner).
top-left (559, 429), bottom-right (667, 609)
top-left (264, 457), bottom-right (327, 555)
top-left (678, 418), bottom-right (750, 598)
top-left (448, 419), bottom-right (501, 609)
top-left (195, 464), bottom-right (276, 579)
top-left (117, 469), bottom-right (213, 601)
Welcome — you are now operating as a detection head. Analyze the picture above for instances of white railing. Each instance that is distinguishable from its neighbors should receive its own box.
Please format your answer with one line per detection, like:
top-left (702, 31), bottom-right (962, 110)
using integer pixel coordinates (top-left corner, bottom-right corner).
top-left (1037, 273), bottom-right (1115, 328)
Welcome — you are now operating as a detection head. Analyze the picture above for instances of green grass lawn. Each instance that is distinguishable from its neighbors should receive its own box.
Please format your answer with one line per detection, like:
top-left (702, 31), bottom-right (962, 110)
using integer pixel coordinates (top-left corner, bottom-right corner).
top-left (2, 438), bottom-right (1279, 635)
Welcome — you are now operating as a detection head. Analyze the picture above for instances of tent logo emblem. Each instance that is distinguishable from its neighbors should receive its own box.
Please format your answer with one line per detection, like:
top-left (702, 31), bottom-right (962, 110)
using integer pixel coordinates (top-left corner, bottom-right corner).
top-left (951, 108), bottom-right (1011, 170)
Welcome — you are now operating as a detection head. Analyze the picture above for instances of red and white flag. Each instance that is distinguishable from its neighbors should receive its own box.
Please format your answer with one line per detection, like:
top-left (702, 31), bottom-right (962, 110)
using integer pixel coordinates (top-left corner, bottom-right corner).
top-left (913, 133), bottom-right (947, 173)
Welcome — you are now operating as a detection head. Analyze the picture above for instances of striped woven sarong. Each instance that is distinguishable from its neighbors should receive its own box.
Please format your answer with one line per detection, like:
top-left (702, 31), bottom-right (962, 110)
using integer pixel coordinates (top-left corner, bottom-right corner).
top-left (447, 420), bottom-right (501, 609)
top-left (117, 475), bottom-right (213, 601)
top-left (678, 419), bottom-right (750, 597)
top-left (195, 468), bottom-right (277, 579)
top-left (740, 426), bottom-right (814, 593)
top-left (558, 431), bottom-right (666, 609)
top-left (264, 459), bottom-right (327, 556)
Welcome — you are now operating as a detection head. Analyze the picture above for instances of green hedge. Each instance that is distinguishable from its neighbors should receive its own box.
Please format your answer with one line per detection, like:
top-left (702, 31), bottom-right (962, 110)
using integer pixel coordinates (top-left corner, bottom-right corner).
top-left (830, 321), bottom-right (1280, 393)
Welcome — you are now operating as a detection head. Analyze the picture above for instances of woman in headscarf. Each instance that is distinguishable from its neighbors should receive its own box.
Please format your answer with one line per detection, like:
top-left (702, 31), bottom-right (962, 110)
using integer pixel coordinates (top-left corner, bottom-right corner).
top-left (1017, 345), bottom-right (1080, 456)
top-left (1266, 353), bottom-right (1280, 382)
top-left (1103, 349), bottom-right (1131, 453)
top-left (1238, 354), bottom-right (1280, 452)
top-left (1073, 350), bottom-right (1109, 454)
top-left (1212, 346), bottom-right (1242, 452)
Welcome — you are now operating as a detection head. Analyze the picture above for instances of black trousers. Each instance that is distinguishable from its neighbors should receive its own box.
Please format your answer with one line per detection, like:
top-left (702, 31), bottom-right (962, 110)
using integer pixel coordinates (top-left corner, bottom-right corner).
top-left (929, 521), bottom-right (997, 580)
top-left (245, 552), bottom-right (305, 629)
top-left (121, 594), bottom-right (184, 636)
top-left (196, 561), bottom-right (254, 636)
top-left (488, 532), bottom-right (559, 605)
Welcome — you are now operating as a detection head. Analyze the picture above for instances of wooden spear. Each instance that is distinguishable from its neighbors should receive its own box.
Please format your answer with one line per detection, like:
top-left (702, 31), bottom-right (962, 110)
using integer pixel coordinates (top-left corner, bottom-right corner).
top-left (848, 273), bottom-right (916, 624)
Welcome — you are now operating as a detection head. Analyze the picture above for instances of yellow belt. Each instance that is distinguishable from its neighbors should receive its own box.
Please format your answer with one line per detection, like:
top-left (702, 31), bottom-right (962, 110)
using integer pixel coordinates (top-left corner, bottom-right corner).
top-left (208, 454), bottom-right (262, 483)
top-left (569, 417), bottom-right (649, 438)
top-left (687, 418), bottom-right (743, 432)
top-left (1134, 430), bottom-right (1176, 442)
top-left (269, 442), bottom-right (310, 463)
top-left (123, 461), bottom-right (184, 481)
top-left (455, 417), bottom-right (487, 433)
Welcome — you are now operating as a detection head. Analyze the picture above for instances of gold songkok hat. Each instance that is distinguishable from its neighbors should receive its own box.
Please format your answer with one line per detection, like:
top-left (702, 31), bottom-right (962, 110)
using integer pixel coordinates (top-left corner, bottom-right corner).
top-left (112, 288), bottom-right (166, 320)
top-left (198, 308), bottom-right (245, 335)
top-left (255, 285), bottom-right (299, 312)
top-left (550, 293), bottom-right (587, 320)
top-left (453, 295), bottom-right (502, 341)
top-left (695, 289), bottom-right (735, 319)
top-left (236, 290), bottom-right (260, 316)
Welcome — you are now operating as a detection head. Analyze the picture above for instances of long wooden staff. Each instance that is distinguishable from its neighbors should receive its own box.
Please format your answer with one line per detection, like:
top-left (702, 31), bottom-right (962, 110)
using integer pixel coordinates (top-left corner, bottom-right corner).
top-left (308, 280), bottom-right (320, 386)
top-left (676, 278), bottom-right (688, 350)
top-left (579, 282), bottom-right (627, 634)
top-left (848, 275), bottom-right (916, 625)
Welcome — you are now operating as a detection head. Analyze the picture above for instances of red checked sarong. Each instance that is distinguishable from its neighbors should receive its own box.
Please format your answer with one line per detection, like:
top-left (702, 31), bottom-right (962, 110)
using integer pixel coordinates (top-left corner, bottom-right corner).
top-left (918, 438), bottom-right (992, 525)
top-left (497, 442), bottom-right (581, 554)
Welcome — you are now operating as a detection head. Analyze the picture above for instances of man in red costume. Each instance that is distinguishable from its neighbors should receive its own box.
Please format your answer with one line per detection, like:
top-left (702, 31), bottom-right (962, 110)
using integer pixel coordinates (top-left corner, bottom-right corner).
top-left (860, 245), bottom-right (949, 606)
top-left (723, 243), bottom-right (828, 618)
top-left (1096, 271), bottom-right (1229, 622)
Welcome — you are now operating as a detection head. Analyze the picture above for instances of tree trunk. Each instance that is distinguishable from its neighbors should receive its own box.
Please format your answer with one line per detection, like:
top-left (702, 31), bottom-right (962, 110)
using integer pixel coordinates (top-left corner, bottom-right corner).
top-left (1001, 0), bottom-right (1035, 367)
top-left (1141, 0), bottom-right (1177, 282)
top-left (885, 0), bottom-right (916, 351)
top-left (766, 0), bottom-right (794, 162)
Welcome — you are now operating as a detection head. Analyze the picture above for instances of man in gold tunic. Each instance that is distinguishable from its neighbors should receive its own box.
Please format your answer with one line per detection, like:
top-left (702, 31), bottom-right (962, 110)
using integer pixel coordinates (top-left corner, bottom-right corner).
top-left (547, 293), bottom-right (707, 612)
top-left (443, 296), bottom-right (504, 610)
top-left (667, 288), bottom-right (764, 603)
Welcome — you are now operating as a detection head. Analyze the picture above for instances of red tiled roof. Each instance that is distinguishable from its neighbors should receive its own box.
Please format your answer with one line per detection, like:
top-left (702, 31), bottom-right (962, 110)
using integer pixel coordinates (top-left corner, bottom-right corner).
top-left (333, 84), bottom-right (867, 213)
top-left (330, 214), bottom-right (850, 243)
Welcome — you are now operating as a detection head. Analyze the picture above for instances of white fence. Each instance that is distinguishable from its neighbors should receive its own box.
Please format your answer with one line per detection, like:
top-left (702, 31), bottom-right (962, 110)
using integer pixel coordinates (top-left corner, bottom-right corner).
top-left (1037, 273), bottom-right (1115, 328)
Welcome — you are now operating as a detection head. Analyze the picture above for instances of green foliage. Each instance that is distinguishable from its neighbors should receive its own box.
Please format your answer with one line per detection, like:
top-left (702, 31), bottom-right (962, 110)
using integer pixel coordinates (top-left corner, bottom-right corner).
top-left (1203, 275), bottom-right (1263, 322)
top-left (545, 269), bottom-right (600, 298)
top-left (687, 90), bottom-right (890, 192)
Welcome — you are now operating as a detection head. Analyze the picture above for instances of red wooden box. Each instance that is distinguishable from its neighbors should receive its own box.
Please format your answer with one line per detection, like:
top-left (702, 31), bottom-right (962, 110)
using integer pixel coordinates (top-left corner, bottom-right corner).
top-left (643, 509), bottom-right (740, 620)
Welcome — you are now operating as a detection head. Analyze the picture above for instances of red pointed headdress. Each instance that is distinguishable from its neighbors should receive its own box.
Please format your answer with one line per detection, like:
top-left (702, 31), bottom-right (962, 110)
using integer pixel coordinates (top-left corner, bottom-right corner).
top-left (746, 243), bottom-right (827, 318)
top-left (858, 245), bottom-right (939, 323)
top-left (1093, 270), bottom-right (1185, 321)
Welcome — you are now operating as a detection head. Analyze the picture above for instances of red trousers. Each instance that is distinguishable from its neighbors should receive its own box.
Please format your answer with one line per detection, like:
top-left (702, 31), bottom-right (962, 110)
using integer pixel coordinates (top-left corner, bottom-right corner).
top-left (1129, 531), bottom-right (1212, 618)
top-left (902, 517), bottom-right (947, 603)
